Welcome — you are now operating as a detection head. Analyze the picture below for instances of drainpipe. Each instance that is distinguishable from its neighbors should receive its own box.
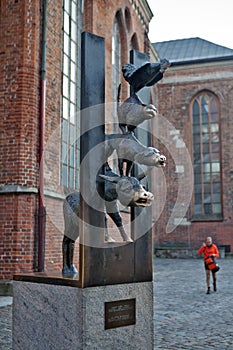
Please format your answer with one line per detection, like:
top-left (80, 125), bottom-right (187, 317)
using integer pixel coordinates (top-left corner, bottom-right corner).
top-left (38, 0), bottom-right (47, 272)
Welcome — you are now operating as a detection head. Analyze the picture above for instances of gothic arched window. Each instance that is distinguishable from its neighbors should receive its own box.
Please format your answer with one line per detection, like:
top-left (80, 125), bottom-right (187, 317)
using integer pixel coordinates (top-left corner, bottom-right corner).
top-left (130, 33), bottom-right (139, 51)
top-left (191, 92), bottom-right (222, 219)
top-left (61, 0), bottom-right (81, 189)
top-left (112, 17), bottom-right (121, 129)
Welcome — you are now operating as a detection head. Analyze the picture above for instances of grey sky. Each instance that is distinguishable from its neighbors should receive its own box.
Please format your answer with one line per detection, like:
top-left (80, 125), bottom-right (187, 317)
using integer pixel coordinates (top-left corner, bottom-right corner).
top-left (147, 0), bottom-right (233, 49)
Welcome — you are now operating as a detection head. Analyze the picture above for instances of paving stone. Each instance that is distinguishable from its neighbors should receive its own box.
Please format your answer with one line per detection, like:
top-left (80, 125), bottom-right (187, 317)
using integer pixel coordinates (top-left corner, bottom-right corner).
top-left (0, 258), bottom-right (232, 349)
top-left (153, 258), bottom-right (233, 349)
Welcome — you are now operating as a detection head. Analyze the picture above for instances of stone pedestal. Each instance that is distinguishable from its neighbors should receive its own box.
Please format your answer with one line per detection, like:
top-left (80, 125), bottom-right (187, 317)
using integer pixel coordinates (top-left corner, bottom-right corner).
top-left (13, 277), bottom-right (153, 350)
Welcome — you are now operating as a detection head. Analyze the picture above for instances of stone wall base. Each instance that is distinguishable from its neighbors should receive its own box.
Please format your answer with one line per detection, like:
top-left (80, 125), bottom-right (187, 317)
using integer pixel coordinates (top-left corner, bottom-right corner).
top-left (13, 279), bottom-right (153, 350)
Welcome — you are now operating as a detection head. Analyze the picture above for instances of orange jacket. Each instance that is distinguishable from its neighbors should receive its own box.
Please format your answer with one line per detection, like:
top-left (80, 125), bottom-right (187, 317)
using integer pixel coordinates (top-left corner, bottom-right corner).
top-left (198, 244), bottom-right (219, 260)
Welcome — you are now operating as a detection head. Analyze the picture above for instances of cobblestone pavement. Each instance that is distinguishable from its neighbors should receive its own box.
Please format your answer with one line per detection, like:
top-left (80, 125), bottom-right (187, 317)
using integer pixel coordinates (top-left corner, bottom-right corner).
top-left (153, 258), bottom-right (233, 350)
top-left (0, 258), bottom-right (232, 350)
top-left (0, 302), bottom-right (12, 350)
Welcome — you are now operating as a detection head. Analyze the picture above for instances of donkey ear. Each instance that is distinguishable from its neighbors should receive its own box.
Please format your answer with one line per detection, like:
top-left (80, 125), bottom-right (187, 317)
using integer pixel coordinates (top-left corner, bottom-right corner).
top-left (99, 174), bottom-right (120, 183)
top-left (143, 150), bottom-right (154, 157)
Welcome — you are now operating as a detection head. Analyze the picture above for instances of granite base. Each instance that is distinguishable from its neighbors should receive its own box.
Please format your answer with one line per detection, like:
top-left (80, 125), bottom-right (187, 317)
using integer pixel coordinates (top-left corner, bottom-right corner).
top-left (13, 279), bottom-right (153, 350)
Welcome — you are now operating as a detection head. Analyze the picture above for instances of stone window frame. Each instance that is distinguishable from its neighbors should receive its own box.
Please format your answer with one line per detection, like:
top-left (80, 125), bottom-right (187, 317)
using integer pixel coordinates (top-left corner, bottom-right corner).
top-left (191, 90), bottom-right (223, 221)
top-left (61, 0), bottom-right (81, 190)
top-left (112, 14), bottom-right (122, 132)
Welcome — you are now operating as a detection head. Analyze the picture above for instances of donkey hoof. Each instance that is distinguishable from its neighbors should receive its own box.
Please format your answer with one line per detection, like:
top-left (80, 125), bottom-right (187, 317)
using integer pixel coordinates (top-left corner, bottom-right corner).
top-left (105, 236), bottom-right (116, 243)
top-left (124, 237), bottom-right (133, 243)
top-left (62, 265), bottom-right (78, 277)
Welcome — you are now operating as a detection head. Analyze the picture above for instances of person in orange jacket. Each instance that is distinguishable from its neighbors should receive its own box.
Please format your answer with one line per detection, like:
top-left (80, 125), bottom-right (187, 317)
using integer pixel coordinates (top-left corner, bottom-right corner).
top-left (198, 237), bottom-right (219, 294)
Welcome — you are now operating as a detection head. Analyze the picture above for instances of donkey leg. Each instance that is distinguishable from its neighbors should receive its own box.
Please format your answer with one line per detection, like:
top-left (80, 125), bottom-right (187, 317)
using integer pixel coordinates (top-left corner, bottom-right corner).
top-left (125, 160), bottom-right (133, 177)
top-left (104, 214), bottom-right (115, 242)
top-left (62, 235), bottom-right (71, 275)
top-left (62, 235), bottom-right (78, 275)
top-left (118, 158), bottom-right (124, 176)
top-left (107, 211), bottom-right (133, 242)
top-left (68, 239), bottom-right (78, 275)
top-left (105, 201), bottom-right (132, 242)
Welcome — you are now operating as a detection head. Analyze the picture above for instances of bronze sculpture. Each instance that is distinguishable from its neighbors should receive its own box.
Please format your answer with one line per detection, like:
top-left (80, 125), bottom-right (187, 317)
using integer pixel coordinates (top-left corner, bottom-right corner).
top-left (105, 133), bottom-right (166, 176)
top-left (118, 59), bottom-right (170, 133)
top-left (62, 58), bottom-right (169, 276)
top-left (117, 86), bottom-right (158, 134)
top-left (122, 59), bottom-right (170, 93)
top-left (62, 162), bottom-right (154, 275)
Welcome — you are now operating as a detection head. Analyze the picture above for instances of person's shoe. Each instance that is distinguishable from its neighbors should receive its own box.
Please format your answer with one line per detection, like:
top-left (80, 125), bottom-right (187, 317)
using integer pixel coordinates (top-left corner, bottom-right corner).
top-left (206, 287), bottom-right (211, 294)
top-left (213, 281), bottom-right (217, 292)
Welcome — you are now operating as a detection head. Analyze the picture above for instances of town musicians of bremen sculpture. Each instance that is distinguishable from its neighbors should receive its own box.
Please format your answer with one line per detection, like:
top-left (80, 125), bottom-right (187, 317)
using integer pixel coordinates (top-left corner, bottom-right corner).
top-left (62, 59), bottom-right (170, 276)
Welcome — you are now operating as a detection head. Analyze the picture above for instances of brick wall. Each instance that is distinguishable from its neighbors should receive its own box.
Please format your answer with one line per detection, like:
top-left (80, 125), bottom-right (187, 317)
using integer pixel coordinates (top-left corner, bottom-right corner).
top-left (4, 0), bottom-right (232, 280)
top-left (43, 0), bottom-right (152, 274)
top-left (0, 0), bottom-right (41, 185)
top-left (0, 0), bottom-right (152, 279)
top-left (43, 195), bottom-right (68, 271)
top-left (83, 0), bottom-right (151, 103)
top-left (0, 194), bottom-right (37, 278)
top-left (0, 0), bottom-right (41, 279)
top-left (153, 61), bottom-right (233, 251)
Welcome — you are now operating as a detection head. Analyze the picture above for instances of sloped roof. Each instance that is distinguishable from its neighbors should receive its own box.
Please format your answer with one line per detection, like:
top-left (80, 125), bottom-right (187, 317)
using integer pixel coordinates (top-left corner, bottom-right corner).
top-left (153, 37), bottom-right (233, 65)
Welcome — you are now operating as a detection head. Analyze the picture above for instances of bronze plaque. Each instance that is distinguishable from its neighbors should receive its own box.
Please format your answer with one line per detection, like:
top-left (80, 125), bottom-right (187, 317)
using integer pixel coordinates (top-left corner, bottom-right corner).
top-left (105, 298), bottom-right (136, 329)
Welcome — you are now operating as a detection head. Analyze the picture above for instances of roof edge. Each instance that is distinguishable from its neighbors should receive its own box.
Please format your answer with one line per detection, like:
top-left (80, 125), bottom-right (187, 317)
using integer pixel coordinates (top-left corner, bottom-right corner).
top-left (170, 55), bottom-right (233, 66)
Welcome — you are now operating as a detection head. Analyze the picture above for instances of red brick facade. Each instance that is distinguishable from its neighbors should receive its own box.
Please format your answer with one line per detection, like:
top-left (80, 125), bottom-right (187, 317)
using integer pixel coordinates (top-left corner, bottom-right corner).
top-left (0, 0), bottom-right (41, 278)
top-left (2, 1), bottom-right (231, 281)
top-left (83, 0), bottom-right (152, 102)
top-left (0, 0), bottom-right (153, 279)
top-left (153, 61), bottom-right (233, 251)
